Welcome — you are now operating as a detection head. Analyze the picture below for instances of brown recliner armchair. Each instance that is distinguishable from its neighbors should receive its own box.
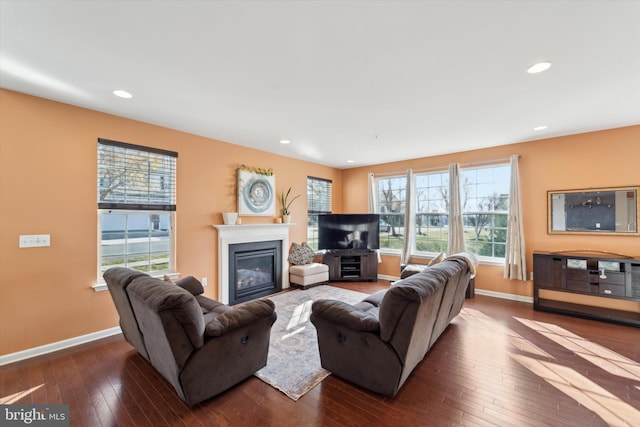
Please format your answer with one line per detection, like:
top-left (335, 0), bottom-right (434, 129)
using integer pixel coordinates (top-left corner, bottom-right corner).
top-left (310, 255), bottom-right (474, 396)
top-left (104, 268), bottom-right (277, 405)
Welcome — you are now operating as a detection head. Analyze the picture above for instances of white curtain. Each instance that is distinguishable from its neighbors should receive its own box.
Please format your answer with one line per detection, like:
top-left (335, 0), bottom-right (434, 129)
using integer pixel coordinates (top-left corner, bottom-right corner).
top-left (447, 163), bottom-right (466, 255)
top-left (504, 155), bottom-right (527, 281)
top-left (401, 169), bottom-right (415, 265)
top-left (368, 173), bottom-right (377, 213)
top-left (368, 173), bottom-right (382, 263)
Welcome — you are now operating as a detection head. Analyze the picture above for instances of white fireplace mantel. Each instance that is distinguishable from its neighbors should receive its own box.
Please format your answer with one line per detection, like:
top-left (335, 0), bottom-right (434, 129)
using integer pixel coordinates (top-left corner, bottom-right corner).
top-left (212, 223), bottom-right (293, 304)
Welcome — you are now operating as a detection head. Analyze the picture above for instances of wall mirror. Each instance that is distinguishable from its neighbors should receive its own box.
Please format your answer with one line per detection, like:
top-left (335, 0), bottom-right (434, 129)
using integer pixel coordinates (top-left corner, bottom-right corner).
top-left (548, 186), bottom-right (639, 235)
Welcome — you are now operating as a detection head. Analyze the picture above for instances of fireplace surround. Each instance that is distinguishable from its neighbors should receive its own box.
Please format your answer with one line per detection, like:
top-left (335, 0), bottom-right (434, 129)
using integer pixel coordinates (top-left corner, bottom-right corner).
top-left (213, 224), bottom-right (293, 304)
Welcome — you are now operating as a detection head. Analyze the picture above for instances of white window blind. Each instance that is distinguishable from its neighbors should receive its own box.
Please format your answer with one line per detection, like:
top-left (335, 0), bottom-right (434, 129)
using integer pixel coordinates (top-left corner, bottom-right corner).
top-left (307, 176), bottom-right (332, 249)
top-left (98, 138), bottom-right (177, 211)
top-left (307, 176), bottom-right (332, 214)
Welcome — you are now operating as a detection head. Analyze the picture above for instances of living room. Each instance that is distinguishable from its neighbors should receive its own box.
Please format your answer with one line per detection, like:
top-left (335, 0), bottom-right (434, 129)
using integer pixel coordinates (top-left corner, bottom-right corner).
top-left (1, 1), bottom-right (639, 425)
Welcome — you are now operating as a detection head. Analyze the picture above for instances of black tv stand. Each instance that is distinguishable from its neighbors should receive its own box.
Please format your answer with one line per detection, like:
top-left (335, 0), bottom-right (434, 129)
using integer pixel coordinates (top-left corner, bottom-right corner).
top-left (323, 249), bottom-right (378, 282)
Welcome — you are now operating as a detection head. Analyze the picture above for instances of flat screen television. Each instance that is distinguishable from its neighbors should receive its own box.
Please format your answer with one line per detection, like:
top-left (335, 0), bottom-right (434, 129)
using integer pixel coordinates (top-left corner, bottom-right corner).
top-left (318, 214), bottom-right (380, 250)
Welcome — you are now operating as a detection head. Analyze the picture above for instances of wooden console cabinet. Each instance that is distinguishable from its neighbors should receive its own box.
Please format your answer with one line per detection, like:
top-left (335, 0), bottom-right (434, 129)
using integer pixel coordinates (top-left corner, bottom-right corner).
top-left (323, 249), bottom-right (378, 282)
top-left (533, 251), bottom-right (640, 327)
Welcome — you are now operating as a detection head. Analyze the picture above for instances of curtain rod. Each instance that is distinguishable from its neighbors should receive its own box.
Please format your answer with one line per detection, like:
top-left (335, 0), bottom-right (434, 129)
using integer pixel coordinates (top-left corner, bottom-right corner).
top-left (372, 155), bottom-right (520, 178)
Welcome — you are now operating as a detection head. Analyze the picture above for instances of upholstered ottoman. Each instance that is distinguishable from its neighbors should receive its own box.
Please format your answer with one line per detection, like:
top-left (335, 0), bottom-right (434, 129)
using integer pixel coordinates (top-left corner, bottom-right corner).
top-left (289, 263), bottom-right (329, 289)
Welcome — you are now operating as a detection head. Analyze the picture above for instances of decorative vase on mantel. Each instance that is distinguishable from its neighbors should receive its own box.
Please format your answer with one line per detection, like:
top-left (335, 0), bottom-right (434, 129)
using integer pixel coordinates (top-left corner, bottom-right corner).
top-left (222, 212), bottom-right (238, 225)
top-left (283, 214), bottom-right (291, 224)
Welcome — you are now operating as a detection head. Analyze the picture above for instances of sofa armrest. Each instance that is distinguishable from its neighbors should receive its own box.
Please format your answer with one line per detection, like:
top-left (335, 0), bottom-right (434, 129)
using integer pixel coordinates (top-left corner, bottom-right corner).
top-left (204, 299), bottom-right (276, 337)
top-left (311, 299), bottom-right (380, 332)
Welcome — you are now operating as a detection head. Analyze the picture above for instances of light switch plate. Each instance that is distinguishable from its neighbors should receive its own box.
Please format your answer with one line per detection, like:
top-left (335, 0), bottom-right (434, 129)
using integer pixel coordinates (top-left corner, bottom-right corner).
top-left (19, 234), bottom-right (50, 248)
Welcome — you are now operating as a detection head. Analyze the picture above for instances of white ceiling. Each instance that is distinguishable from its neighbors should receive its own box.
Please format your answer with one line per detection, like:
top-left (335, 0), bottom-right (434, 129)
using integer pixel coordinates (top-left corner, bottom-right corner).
top-left (1, 1), bottom-right (639, 169)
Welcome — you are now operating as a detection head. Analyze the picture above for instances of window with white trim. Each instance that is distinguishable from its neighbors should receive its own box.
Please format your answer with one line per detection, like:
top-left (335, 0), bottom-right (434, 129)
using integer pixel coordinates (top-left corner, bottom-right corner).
top-left (461, 164), bottom-right (510, 260)
top-left (307, 176), bottom-right (332, 249)
top-left (98, 138), bottom-right (177, 276)
top-left (377, 176), bottom-right (407, 251)
top-left (414, 171), bottom-right (449, 253)
top-left (413, 164), bottom-right (510, 261)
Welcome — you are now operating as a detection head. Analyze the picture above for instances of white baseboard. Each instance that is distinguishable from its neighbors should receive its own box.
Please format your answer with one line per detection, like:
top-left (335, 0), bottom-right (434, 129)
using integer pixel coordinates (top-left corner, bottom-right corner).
top-left (474, 289), bottom-right (533, 304)
top-left (0, 326), bottom-right (122, 366)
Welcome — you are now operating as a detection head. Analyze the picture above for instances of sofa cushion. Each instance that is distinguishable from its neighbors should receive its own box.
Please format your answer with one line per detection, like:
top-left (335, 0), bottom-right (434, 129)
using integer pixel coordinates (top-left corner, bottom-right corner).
top-left (196, 295), bottom-right (231, 315)
top-left (288, 242), bottom-right (315, 265)
top-left (311, 299), bottom-right (380, 332)
top-left (204, 299), bottom-right (275, 337)
top-left (163, 275), bottom-right (205, 296)
top-left (128, 276), bottom-right (205, 349)
top-left (175, 276), bottom-right (205, 296)
top-left (378, 267), bottom-right (449, 341)
top-left (103, 267), bottom-right (151, 358)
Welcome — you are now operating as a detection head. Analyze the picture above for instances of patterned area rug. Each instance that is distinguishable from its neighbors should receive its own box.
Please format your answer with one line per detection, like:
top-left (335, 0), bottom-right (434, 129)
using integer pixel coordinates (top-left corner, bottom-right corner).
top-left (254, 285), bottom-right (368, 401)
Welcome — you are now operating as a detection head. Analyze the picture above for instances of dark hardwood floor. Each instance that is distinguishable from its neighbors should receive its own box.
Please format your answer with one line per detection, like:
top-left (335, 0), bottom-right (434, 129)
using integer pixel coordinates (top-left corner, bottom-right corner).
top-left (1, 281), bottom-right (639, 426)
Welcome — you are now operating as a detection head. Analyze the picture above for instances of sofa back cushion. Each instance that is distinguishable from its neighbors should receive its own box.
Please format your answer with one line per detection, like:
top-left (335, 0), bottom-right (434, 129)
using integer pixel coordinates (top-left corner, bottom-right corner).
top-left (128, 276), bottom-right (205, 349)
top-left (379, 266), bottom-right (449, 342)
top-left (428, 259), bottom-right (471, 347)
top-left (379, 259), bottom-right (467, 371)
top-left (103, 267), bottom-right (150, 359)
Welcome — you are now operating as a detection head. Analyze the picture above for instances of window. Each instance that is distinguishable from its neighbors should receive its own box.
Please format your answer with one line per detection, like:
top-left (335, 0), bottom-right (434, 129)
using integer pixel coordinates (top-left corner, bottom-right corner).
top-left (377, 176), bottom-right (407, 251)
top-left (412, 163), bottom-right (510, 261)
top-left (307, 176), bottom-right (332, 249)
top-left (461, 164), bottom-right (510, 260)
top-left (414, 171), bottom-right (449, 253)
top-left (98, 138), bottom-right (177, 276)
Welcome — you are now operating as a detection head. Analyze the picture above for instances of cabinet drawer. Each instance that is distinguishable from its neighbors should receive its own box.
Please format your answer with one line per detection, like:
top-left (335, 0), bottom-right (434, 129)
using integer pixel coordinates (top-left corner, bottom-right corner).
top-left (599, 284), bottom-right (626, 297)
top-left (566, 280), bottom-right (596, 293)
top-left (598, 272), bottom-right (625, 285)
top-left (566, 269), bottom-right (593, 282)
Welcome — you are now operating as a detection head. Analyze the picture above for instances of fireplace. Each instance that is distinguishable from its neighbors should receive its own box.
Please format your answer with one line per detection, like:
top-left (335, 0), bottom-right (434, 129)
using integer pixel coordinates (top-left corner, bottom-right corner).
top-left (213, 223), bottom-right (292, 304)
top-left (229, 240), bottom-right (282, 304)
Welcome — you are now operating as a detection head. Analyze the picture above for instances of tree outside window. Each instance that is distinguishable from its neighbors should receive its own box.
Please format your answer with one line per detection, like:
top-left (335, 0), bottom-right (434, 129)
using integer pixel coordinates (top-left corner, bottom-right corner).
top-left (377, 176), bottom-right (406, 250)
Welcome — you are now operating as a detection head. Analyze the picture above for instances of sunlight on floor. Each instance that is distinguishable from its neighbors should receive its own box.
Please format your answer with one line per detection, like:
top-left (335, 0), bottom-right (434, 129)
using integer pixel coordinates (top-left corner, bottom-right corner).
top-left (460, 308), bottom-right (553, 358)
top-left (515, 317), bottom-right (640, 382)
top-left (511, 354), bottom-right (639, 427)
top-left (0, 384), bottom-right (44, 404)
top-left (458, 308), bottom-right (640, 426)
top-left (281, 300), bottom-right (313, 341)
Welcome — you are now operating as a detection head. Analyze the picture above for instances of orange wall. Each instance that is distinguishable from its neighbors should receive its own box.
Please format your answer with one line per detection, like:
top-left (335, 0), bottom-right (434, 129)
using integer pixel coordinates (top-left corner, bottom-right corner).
top-left (0, 89), bottom-right (342, 355)
top-left (1, 88), bottom-right (638, 356)
top-left (342, 125), bottom-right (640, 297)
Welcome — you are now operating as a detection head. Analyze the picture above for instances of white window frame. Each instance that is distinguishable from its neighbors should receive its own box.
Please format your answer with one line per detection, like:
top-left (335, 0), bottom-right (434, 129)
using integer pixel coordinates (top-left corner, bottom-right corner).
top-left (376, 175), bottom-right (407, 254)
top-left (98, 210), bottom-right (176, 278)
top-left (307, 176), bottom-right (332, 250)
top-left (460, 163), bottom-right (510, 264)
top-left (96, 139), bottom-right (177, 285)
top-left (378, 163), bottom-right (511, 263)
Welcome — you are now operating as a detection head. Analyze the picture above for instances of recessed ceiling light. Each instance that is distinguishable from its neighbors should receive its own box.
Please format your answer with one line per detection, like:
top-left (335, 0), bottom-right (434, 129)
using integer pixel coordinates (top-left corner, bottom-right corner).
top-left (279, 139), bottom-right (291, 144)
top-left (113, 89), bottom-right (132, 99)
top-left (533, 125), bottom-right (548, 131)
top-left (346, 160), bottom-right (354, 163)
top-left (527, 61), bottom-right (552, 74)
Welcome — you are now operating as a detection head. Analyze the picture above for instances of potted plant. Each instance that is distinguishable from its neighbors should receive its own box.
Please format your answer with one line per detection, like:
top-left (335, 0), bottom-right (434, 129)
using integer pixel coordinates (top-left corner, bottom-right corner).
top-left (280, 187), bottom-right (300, 223)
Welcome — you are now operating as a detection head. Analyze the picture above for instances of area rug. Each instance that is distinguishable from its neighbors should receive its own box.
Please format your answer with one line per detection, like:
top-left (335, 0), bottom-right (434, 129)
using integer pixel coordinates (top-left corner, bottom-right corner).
top-left (254, 285), bottom-right (368, 401)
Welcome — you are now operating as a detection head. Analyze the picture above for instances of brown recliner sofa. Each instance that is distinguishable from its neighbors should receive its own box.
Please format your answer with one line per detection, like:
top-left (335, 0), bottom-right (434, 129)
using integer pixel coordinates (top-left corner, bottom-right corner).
top-left (310, 254), bottom-right (476, 396)
top-left (104, 267), bottom-right (277, 405)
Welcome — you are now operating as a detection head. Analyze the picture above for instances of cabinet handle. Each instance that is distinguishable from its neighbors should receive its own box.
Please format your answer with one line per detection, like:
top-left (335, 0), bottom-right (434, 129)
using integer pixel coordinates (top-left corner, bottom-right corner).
top-left (599, 269), bottom-right (607, 279)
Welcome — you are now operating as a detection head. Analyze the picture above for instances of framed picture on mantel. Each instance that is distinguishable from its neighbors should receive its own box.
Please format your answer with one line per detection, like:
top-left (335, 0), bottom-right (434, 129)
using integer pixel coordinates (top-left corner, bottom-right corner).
top-left (237, 169), bottom-right (276, 216)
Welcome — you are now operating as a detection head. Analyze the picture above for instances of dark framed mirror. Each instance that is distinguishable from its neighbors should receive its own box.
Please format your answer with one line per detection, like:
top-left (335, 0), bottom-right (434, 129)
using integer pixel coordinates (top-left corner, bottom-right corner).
top-left (548, 186), bottom-right (639, 235)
